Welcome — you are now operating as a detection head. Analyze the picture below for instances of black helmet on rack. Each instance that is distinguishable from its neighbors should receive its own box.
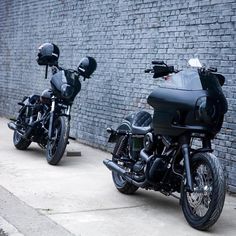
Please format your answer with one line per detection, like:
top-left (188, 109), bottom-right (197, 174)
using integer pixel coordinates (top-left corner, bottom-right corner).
top-left (77, 57), bottom-right (97, 78)
top-left (36, 43), bottom-right (60, 66)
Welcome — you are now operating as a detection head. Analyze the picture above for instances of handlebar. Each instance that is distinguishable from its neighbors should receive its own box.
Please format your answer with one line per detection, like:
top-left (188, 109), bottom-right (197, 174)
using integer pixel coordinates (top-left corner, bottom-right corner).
top-left (51, 65), bottom-right (80, 76)
top-left (152, 60), bottom-right (165, 65)
top-left (145, 60), bottom-right (175, 78)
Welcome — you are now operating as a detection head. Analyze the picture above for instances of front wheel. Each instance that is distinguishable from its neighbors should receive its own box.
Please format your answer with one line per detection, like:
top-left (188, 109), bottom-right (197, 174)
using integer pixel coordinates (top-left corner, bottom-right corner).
top-left (181, 152), bottom-right (226, 230)
top-left (46, 116), bottom-right (70, 165)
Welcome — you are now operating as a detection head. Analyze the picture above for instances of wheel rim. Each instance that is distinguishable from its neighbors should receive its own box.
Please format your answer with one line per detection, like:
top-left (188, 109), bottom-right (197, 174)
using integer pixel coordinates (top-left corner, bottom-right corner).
top-left (14, 131), bottom-right (22, 143)
top-left (186, 163), bottom-right (213, 217)
top-left (48, 121), bottom-right (61, 158)
top-left (112, 136), bottom-right (129, 187)
top-left (113, 170), bottom-right (127, 187)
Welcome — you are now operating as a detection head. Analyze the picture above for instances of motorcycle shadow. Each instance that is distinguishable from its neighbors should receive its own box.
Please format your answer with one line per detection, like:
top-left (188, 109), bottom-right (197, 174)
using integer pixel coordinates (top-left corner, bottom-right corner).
top-left (132, 190), bottom-right (234, 234)
top-left (16, 143), bottom-right (85, 168)
top-left (22, 146), bottom-right (45, 157)
top-left (134, 190), bottom-right (180, 211)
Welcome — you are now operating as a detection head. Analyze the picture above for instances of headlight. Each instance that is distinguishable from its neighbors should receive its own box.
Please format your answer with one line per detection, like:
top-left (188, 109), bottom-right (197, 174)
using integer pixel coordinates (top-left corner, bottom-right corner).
top-left (195, 96), bottom-right (216, 123)
top-left (61, 84), bottom-right (74, 99)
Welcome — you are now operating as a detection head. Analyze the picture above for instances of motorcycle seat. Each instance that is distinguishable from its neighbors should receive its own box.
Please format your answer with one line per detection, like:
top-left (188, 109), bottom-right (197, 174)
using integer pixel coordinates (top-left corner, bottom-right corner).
top-left (131, 111), bottom-right (152, 135)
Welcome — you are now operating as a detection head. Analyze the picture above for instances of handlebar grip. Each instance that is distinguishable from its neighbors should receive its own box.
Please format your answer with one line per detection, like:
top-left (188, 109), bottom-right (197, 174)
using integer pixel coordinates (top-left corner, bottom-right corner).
top-left (144, 69), bottom-right (153, 73)
top-left (152, 60), bottom-right (165, 65)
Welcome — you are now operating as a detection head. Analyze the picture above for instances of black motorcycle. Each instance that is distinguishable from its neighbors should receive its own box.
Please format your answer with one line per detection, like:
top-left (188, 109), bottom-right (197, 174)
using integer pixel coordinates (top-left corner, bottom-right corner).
top-left (8, 43), bottom-right (97, 165)
top-left (103, 58), bottom-right (228, 230)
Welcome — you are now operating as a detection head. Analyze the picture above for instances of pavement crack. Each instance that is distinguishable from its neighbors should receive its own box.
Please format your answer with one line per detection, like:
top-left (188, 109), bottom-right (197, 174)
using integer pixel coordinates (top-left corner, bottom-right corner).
top-left (40, 204), bottom-right (146, 215)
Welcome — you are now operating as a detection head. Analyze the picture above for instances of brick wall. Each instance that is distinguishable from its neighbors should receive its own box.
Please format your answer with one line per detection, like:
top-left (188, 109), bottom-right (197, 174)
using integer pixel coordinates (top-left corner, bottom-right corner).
top-left (0, 0), bottom-right (235, 191)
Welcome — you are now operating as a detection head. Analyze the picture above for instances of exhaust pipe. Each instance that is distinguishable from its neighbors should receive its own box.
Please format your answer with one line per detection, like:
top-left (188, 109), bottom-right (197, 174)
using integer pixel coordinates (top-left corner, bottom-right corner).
top-left (140, 148), bottom-right (152, 162)
top-left (103, 159), bottom-right (126, 176)
top-left (8, 122), bottom-right (18, 131)
top-left (103, 159), bottom-right (147, 188)
top-left (8, 121), bottom-right (32, 139)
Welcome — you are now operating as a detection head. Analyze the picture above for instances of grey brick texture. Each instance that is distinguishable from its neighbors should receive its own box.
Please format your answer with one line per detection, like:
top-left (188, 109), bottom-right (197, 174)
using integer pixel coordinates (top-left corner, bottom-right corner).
top-left (0, 0), bottom-right (235, 191)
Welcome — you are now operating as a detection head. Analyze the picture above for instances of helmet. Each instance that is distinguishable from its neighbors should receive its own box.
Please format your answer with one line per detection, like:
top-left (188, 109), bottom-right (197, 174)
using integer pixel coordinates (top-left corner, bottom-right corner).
top-left (77, 57), bottom-right (97, 78)
top-left (36, 43), bottom-right (60, 66)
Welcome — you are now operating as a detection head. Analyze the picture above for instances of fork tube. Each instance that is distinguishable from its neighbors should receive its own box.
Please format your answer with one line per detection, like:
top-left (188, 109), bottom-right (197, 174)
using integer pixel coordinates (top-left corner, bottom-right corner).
top-left (66, 105), bottom-right (71, 116)
top-left (180, 135), bottom-right (193, 193)
top-left (48, 96), bottom-right (55, 140)
top-left (182, 144), bottom-right (193, 192)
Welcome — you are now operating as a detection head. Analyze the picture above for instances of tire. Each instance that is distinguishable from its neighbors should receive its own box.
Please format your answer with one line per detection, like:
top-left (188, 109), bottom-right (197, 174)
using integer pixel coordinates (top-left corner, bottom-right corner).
top-left (13, 130), bottom-right (31, 150)
top-left (181, 152), bottom-right (226, 230)
top-left (112, 135), bottom-right (139, 194)
top-left (46, 116), bottom-right (70, 165)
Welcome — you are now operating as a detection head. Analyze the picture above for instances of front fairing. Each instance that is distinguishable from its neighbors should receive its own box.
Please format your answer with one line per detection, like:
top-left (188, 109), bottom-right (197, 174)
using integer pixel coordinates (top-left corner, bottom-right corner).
top-left (50, 70), bottom-right (81, 102)
top-left (148, 67), bottom-right (228, 137)
top-left (199, 70), bottom-right (228, 114)
top-left (158, 68), bottom-right (228, 115)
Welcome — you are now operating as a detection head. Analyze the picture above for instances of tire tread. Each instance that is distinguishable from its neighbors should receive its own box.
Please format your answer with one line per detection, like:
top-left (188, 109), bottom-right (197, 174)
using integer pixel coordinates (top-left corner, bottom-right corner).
top-left (182, 152), bottom-right (226, 230)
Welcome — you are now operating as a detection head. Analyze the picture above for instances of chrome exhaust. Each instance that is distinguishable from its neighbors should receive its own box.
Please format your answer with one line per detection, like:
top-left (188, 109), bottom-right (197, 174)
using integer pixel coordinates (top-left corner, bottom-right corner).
top-left (8, 122), bottom-right (17, 131)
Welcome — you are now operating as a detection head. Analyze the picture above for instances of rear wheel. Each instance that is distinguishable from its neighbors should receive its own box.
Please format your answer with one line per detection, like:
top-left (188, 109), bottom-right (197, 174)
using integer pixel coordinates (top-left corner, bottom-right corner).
top-left (13, 109), bottom-right (32, 150)
top-left (112, 136), bottom-right (139, 194)
top-left (181, 152), bottom-right (226, 230)
top-left (13, 130), bottom-right (31, 150)
top-left (46, 116), bottom-right (70, 165)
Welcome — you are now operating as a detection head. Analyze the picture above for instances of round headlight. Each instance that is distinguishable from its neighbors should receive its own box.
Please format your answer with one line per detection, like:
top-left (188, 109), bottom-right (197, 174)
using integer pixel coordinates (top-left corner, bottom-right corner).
top-left (61, 84), bottom-right (74, 99)
top-left (195, 96), bottom-right (216, 123)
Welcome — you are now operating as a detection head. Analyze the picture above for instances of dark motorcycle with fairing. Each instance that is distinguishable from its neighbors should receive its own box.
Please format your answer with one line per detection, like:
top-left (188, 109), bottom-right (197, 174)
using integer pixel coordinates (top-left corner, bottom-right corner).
top-left (103, 58), bottom-right (228, 230)
top-left (8, 43), bottom-right (97, 165)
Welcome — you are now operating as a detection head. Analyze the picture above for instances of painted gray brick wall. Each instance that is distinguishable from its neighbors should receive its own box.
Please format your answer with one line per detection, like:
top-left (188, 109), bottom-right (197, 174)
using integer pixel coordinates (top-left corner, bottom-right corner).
top-left (0, 0), bottom-right (235, 191)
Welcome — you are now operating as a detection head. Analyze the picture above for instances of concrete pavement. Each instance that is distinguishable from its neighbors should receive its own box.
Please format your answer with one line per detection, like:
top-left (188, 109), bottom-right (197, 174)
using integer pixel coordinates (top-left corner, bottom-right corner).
top-left (0, 117), bottom-right (235, 236)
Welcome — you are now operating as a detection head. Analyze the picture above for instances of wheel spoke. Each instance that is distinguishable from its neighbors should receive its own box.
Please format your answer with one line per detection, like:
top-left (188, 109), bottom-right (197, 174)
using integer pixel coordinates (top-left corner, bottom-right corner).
top-left (48, 120), bottom-right (61, 156)
top-left (187, 162), bottom-right (213, 217)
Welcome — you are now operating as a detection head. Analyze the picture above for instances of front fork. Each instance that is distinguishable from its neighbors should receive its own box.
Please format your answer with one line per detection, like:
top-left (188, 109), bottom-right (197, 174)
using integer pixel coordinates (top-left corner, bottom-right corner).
top-left (180, 135), bottom-right (212, 193)
top-left (179, 135), bottom-right (194, 193)
top-left (181, 143), bottom-right (194, 192)
top-left (48, 96), bottom-right (56, 140)
top-left (48, 97), bottom-right (71, 140)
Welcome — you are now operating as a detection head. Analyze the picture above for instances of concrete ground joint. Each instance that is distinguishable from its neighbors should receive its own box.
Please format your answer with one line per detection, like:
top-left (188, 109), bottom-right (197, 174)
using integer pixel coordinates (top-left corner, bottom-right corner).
top-left (39, 204), bottom-right (147, 215)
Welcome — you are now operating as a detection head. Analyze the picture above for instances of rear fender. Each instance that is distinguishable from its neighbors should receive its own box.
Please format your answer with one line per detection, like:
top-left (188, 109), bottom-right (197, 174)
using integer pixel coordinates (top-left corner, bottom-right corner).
top-left (108, 119), bottom-right (132, 143)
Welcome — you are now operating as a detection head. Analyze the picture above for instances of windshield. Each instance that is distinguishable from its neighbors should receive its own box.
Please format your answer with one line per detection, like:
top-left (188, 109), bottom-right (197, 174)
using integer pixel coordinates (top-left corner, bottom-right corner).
top-left (157, 58), bottom-right (225, 93)
top-left (159, 69), bottom-right (203, 90)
